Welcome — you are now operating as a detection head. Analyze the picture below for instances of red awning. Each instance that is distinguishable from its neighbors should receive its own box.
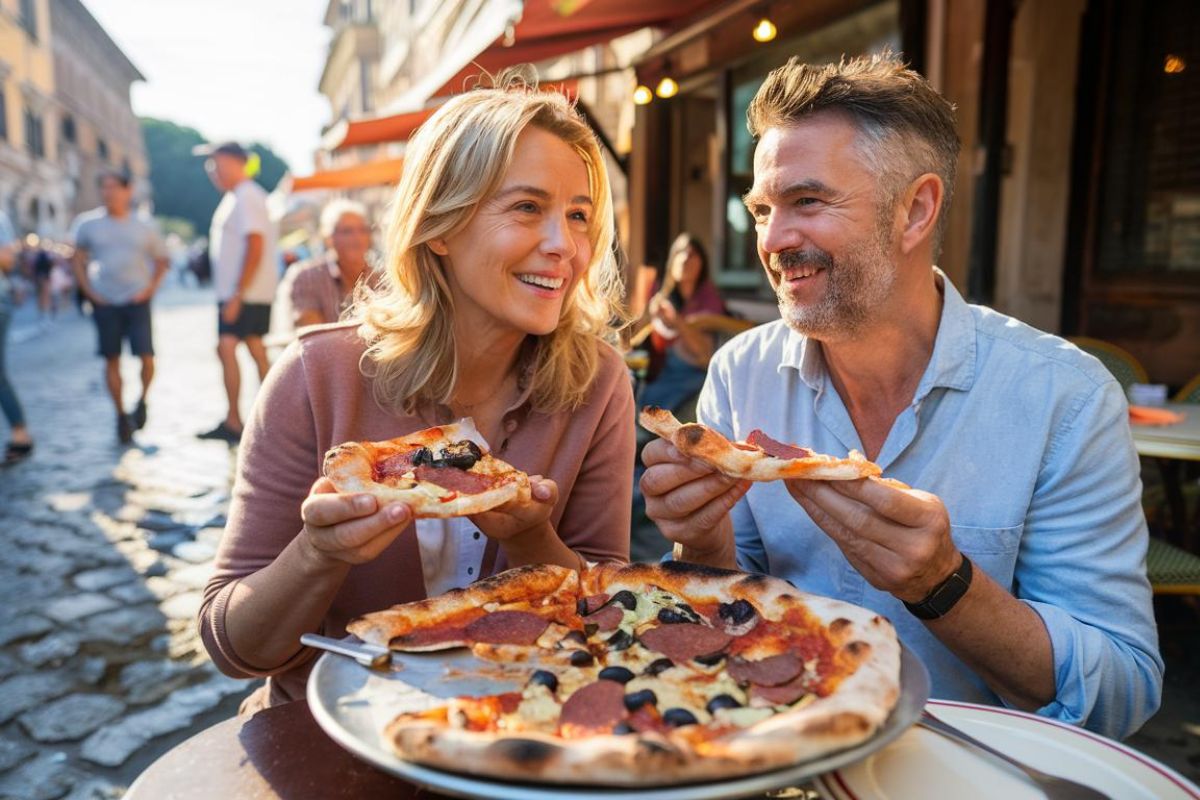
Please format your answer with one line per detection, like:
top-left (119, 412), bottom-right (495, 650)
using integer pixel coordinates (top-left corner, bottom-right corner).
top-left (393, 0), bottom-right (727, 110)
top-left (291, 157), bottom-right (405, 191)
top-left (330, 81), bottom-right (577, 152)
top-left (332, 107), bottom-right (438, 152)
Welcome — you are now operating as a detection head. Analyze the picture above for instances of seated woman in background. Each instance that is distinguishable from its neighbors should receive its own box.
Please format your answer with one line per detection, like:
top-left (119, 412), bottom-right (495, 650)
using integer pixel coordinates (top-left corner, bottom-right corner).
top-left (639, 233), bottom-right (726, 414)
top-left (199, 75), bottom-right (634, 712)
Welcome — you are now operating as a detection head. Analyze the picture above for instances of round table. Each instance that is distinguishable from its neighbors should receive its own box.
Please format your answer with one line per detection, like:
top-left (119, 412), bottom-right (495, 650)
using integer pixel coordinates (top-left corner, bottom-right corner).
top-left (126, 699), bottom-right (449, 799)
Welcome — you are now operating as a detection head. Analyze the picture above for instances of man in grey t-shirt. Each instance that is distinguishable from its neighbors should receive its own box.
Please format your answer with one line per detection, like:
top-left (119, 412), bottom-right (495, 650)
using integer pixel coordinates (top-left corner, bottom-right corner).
top-left (71, 169), bottom-right (168, 444)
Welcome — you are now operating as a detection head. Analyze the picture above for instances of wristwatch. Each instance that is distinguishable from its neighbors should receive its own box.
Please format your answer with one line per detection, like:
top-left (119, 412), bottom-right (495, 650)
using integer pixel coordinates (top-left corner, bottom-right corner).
top-left (903, 554), bottom-right (973, 620)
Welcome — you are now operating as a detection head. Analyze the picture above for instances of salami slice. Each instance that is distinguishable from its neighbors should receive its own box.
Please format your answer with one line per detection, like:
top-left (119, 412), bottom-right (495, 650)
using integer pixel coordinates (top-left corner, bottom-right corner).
top-left (414, 464), bottom-right (497, 495)
top-left (583, 593), bottom-right (610, 614)
top-left (558, 680), bottom-right (626, 735)
top-left (585, 605), bottom-right (623, 632)
top-left (463, 610), bottom-right (549, 645)
top-left (746, 430), bottom-right (813, 460)
top-left (750, 675), bottom-right (811, 706)
top-left (374, 449), bottom-right (422, 481)
top-left (637, 623), bottom-right (732, 664)
top-left (727, 653), bottom-right (802, 687)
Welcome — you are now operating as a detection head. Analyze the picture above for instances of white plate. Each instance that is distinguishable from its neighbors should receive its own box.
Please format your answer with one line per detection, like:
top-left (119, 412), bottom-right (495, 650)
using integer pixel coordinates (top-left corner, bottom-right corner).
top-left (814, 699), bottom-right (1200, 800)
top-left (308, 640), bottom-right (930, 800)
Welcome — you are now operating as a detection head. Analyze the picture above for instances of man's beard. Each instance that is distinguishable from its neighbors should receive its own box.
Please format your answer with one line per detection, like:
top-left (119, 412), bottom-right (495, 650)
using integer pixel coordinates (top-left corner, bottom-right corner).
top-left (767, 226), bottom-right (897, 340)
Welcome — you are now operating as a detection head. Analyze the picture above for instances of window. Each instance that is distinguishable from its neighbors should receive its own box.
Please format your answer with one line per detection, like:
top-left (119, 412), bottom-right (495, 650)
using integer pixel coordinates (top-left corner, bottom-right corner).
top-left (1091, 0), bottom-right (1200, 277)
top-left (97, 138), bottom-right (109, 162)
top-left (0, 90), bottom-right (7, 142)
top-left (19, 0), bottom-right (37, 39)
top-left (61, 114), bottom-right (76, 144)
top-left (23, 109), bottom-right (44, 158)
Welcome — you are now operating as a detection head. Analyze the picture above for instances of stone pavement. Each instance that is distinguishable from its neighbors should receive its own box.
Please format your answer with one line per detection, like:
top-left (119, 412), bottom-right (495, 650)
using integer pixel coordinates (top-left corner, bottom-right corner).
top-left (0, 286), bottom-right (258, 799)
top-left (0, 286), bottom-right (1196, 799)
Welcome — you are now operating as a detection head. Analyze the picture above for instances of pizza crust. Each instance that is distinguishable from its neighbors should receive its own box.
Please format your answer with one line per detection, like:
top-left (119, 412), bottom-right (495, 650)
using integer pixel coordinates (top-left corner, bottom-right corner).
top-left (323, 418), bottom-right (532, 518)
top-left (639, 406), bottom-right (881, 481)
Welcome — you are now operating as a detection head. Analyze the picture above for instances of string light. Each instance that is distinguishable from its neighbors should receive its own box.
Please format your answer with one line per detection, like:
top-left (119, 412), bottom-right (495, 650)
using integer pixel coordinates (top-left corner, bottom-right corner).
top-left (752, 17), bottom-right (777, 43)
top-left (655, 76), bottom-right (679, 98)
top-left (633, 85), bottom-right (654, 105)
top-left (1164, 54), bottom-right (1186, 74)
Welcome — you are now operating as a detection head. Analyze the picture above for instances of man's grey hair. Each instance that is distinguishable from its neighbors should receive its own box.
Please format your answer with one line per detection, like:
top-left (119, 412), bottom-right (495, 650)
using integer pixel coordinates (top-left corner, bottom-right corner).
top-left (319, 199), bottom-right (370, 238)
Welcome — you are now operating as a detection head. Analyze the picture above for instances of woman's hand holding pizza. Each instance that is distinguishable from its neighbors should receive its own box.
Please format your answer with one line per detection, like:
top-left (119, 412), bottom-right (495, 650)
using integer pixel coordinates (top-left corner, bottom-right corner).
top-left (640, 438), bottom-right (750, 568)
top-left (784, 478), bottom-right (961, 604)
top-left (300, 477), bottom-right (413, 567)
top-left (470, 475), bottom-right (558, 542)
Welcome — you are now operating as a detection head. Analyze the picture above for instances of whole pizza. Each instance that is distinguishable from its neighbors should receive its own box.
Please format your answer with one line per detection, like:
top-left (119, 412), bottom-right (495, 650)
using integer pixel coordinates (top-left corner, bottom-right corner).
top-left (346, 561), bottom-right (901, 785)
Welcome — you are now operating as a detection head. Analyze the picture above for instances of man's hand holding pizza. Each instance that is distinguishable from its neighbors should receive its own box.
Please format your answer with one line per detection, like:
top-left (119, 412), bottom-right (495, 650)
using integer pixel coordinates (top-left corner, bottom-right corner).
top-left (299, 477), bottom-right (413, 568)
top-left (640, 438), bottom-right (750, 569)
top-left (784, 478), bottom-right (962, 604)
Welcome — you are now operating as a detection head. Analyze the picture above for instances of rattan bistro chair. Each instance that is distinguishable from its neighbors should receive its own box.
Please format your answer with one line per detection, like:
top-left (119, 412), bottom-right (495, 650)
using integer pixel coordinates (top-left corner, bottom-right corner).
top-left (1147, 538), bottom-right (1200, 596)
top-left (1174, 372), bottom-right (1200, 404)
top-left (1068, 336), bottom-right (1149, 390)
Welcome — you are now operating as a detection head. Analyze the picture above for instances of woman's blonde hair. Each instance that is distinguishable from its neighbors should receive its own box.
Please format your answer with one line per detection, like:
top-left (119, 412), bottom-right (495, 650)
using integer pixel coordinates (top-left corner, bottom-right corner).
top-left (358, 73), bottom-right (624, 415)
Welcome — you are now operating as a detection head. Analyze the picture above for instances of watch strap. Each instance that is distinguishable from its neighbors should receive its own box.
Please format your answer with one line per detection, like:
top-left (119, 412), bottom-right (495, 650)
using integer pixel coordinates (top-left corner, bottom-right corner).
top-left (904, 554), bottom-right (973, 620)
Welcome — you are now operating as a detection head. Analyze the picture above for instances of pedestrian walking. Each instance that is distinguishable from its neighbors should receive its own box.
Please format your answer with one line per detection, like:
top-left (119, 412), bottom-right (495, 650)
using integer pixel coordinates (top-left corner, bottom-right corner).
top-left (0, 209), bottom-right (34, 464)
top-left (70, 168), bottom-right (170, 444)
top-left (193, 142), bottom-right (278, 444)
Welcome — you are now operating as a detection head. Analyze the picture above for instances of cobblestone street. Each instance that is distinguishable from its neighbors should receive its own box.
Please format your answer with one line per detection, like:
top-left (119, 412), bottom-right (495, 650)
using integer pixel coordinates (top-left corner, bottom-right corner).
top-left (0, 287), bottom-right (1196, 799)
top-left (0, 287), bottom-right (257, 799)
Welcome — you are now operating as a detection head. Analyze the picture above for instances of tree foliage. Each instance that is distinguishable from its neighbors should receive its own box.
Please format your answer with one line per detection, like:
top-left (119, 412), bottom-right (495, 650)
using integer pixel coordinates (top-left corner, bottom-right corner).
top-left (140, 117), bottom-right (290, 241)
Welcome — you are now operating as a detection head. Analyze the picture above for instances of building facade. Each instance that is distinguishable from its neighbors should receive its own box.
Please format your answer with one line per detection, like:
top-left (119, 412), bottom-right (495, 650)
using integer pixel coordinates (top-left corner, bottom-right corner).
top-left (0, 0), bottom-right (67, 237)
top-left (0, 0), bottom-right (145, 240)
top-left (50, 0), bottom-right (148, 221)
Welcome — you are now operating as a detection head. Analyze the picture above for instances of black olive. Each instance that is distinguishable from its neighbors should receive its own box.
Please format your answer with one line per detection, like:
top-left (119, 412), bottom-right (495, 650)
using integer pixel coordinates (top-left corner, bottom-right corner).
top-left (569, 650), bottom-right (595, 667)
top-left (576, 597), bottom-right (589, 616)
top-left (598, 666), bottom-right (636, 684)
top-left (718, 599), bottom-right (756, 625)
top-left (643, 658), bottom-right (674, 676)
top-left (606, 629), bottom-right (635, 651)
top-left (656, 607), bottom-right (700, 625)
top-left (411, 447), bottom-right (433, 466)
top-left (612, 722), bottom-right (635, 735)
top-left (694, 651), bottom-right (725, 667)
top-left (624, 689), bottom-right (657, 711)
top-left (706, 694), bottom-right (741, 714)
top-left (662, 708), bottom-right (699, 727)
top-left (435, 440), bottom-right (483, 469)
top-left (528, 670), bottom-right (558, 692)
top-left (560, 630), bottom-right (587, 647)
top-left (607, 590), bottom-right (638, 611)
top-left (583, 623), bottom-right (599, 638)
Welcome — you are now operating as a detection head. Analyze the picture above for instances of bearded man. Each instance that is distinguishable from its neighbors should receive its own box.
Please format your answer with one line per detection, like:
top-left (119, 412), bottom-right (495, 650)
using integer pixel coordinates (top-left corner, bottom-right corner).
top-left (640, 54), bottom-right (1162, 740)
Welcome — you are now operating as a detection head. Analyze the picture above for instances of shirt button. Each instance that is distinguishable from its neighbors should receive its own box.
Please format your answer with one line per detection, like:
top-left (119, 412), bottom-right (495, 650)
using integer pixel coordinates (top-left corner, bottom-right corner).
top-left (473, 531), bottom-right (481, 540)
top-left (467, 567), bottom-right (474, 575)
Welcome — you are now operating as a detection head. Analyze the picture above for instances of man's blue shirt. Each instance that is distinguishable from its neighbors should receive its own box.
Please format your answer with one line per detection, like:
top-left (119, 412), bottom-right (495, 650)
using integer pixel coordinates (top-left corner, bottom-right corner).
top-left (697, 271), bottom-right (1162, 740)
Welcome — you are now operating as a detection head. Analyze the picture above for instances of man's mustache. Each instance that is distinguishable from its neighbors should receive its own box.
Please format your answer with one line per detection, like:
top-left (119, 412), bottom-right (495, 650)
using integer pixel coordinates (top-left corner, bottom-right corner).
top-left (769, 248), bottom-right (834, 272)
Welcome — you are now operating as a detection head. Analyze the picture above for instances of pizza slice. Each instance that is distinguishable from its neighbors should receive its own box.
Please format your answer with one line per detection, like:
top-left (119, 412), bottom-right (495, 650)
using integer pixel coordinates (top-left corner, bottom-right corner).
top-left (640, 406), bottom-right (889, 482)
top-left (323, 418), bottom-right (531, 518)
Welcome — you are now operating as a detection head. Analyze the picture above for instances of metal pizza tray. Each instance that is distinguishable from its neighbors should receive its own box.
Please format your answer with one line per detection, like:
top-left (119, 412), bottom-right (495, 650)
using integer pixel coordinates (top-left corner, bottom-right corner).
top-left (308, 639), bottom-right (930, 800)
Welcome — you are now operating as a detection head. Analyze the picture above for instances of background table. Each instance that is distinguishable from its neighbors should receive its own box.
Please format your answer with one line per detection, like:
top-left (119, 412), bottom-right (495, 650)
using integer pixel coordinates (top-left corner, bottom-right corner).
top-left (1131, 403), bottom-right (1200, 552)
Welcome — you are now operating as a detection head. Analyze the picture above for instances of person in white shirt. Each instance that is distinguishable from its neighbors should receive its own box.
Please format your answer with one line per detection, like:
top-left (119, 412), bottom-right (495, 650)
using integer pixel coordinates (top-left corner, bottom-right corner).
top-left (193, 141), bottom-right (279, 443)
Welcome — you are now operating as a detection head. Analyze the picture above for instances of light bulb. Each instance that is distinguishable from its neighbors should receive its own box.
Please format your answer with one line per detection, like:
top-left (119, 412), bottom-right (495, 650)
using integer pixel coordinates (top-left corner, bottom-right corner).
top-left (633, 85), bottom-right (653, 105)
top-left (655, 77), bottom-right (679, 98)
top-left (752, 18), bottom-right (777, 43)
top-left (1164, 54), bottom-right (1186, 74)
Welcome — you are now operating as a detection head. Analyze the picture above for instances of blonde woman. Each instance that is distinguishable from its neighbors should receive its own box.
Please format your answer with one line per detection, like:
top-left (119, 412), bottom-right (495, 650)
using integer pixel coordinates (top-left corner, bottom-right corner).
top-left (200, 78), bottom-right (634, 710)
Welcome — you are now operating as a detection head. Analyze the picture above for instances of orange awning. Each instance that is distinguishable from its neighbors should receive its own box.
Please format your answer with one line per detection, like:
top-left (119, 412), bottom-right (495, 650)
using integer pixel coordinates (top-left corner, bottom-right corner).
top-left (332, 107), bottom-right (439, 152)
top-left (393, 0), bottom-right (728, 110)
top-left (291, 157), bottom-right (404, 191)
